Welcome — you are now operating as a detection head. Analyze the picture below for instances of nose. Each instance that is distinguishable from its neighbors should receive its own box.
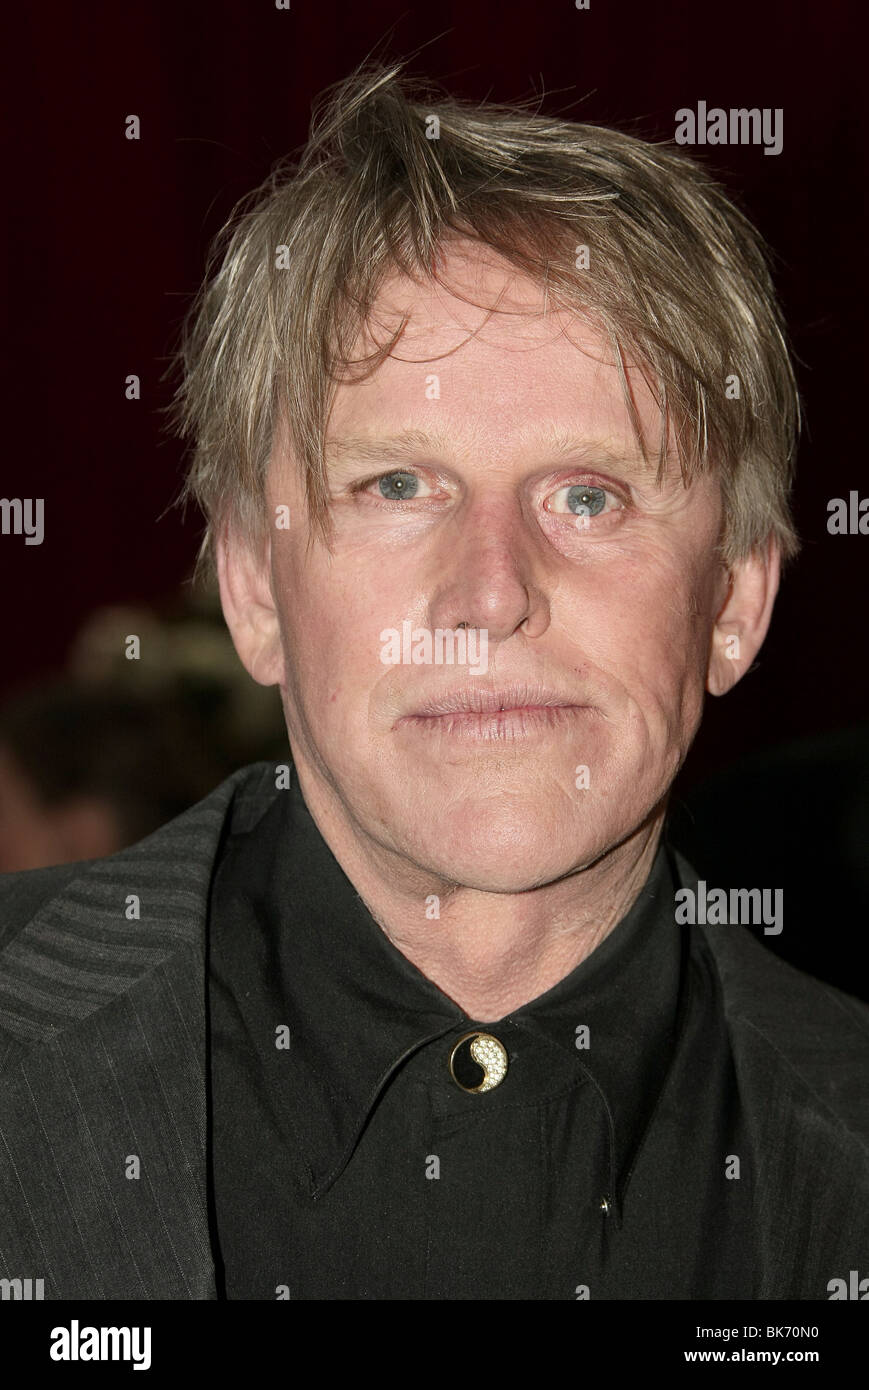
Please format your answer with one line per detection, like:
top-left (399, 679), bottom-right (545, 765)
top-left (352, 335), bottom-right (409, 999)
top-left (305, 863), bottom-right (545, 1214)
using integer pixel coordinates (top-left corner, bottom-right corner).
top-left (427, 493), bottom-right (551, 643)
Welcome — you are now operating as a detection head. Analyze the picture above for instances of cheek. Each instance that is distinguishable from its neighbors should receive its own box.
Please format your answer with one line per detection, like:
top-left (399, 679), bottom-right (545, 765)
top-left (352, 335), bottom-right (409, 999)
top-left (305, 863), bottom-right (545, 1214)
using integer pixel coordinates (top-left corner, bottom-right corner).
top-left (626, 561), bottom-right (717, 741)
top-left (273, 548), bottom-right (394, 714)
top-left (569, 547), bottom-right (714, 700)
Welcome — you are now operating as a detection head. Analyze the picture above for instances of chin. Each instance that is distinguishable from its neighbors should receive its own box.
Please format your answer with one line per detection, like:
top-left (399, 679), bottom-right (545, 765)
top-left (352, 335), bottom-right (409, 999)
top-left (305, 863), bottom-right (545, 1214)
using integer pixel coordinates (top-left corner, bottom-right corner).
top-left (403, 814), bottom-right (609, 893)
top-left (423, 847), bottom-right (593, 894)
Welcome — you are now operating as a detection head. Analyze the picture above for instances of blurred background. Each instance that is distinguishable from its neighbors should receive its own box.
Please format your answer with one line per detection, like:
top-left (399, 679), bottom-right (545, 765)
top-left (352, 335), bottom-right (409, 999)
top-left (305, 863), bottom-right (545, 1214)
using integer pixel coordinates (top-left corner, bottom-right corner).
top-left (1, 1), bottom-right (866, 992)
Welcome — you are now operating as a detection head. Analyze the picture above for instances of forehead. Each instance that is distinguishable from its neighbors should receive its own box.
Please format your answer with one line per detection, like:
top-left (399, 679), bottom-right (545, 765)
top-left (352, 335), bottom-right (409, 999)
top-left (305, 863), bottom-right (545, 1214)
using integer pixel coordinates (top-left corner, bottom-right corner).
top-left (327, 241), bottom-right (671, 466)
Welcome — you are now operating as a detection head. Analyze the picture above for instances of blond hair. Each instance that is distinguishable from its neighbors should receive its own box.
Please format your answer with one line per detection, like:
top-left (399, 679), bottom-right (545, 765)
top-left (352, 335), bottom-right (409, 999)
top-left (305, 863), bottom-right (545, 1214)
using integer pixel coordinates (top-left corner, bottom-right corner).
top-left (170, 62), bottom-right (802, 573)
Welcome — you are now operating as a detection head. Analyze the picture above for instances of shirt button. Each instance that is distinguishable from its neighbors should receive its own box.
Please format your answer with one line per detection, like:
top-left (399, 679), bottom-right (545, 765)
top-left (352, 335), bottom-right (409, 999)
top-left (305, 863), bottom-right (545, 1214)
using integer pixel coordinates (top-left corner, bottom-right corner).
top-left (448, 1031), bottom-right (509, 1093)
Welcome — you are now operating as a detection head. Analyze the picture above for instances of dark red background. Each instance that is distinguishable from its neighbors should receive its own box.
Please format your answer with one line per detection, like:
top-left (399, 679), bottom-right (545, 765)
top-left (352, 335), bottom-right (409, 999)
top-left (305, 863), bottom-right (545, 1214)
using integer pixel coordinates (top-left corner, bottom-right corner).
top-left (3, 0), bottom-right (866, 788)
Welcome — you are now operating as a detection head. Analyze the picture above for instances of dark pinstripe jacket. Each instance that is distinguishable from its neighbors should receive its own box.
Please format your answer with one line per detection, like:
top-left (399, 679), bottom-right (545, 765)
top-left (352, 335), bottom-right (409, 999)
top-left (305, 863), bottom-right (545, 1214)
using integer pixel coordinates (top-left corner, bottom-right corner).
top-left (1, 761), bottom-right (867, 1300)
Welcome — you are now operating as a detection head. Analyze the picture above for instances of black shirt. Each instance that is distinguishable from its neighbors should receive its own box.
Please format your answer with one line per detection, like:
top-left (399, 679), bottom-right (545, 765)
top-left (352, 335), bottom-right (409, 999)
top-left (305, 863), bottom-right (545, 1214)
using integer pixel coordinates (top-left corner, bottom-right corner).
top-left (207, 770), bottom-right (755, 1299)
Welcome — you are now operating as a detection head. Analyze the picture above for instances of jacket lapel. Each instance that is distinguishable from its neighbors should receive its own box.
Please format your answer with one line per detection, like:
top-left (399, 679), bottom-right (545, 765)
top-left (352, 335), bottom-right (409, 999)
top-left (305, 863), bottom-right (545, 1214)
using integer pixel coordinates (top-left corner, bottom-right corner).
top-left (0, 764), bottom-right (265, 1299)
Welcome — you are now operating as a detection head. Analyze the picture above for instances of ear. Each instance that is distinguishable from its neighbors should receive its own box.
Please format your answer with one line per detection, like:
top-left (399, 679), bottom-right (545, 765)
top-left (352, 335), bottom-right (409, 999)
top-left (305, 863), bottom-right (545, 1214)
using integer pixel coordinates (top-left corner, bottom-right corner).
top-left (707, 537), bottom-right (781, 696)
top-left (216, 519), bottom-right (285, 687)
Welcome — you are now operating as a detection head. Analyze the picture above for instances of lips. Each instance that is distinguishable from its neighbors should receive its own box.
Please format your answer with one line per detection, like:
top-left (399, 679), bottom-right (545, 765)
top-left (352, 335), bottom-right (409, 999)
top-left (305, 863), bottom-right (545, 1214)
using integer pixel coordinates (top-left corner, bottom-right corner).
top-left (406, 682), bottom-right (584, 718)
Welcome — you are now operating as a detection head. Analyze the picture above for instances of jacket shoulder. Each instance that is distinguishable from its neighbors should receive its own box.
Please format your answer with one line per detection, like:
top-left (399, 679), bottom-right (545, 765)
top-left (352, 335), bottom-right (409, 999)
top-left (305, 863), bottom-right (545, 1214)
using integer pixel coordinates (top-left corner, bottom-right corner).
top-left (675, 863), bottom-right (869, 1143)
top-left (0, 761), bottom-right (279, 1056)
top-left (704, 919), bottom-right (869, 1043)
top-left (669, 845), bottom-right (868, 1150)
top-left (0, 861), bottom-right (88, 950)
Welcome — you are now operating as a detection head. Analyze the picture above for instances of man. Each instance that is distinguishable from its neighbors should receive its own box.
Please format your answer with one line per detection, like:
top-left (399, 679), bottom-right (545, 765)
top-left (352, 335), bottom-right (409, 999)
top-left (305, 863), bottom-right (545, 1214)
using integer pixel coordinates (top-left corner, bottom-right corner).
top-left (1, 64), bottom-right (866, 1301)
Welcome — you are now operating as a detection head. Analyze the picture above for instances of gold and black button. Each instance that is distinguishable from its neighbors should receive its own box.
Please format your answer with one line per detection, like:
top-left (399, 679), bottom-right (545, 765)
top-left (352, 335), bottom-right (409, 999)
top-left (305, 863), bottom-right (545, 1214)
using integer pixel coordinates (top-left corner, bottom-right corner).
top-left (448, 1031), bottom-right (508, 1094)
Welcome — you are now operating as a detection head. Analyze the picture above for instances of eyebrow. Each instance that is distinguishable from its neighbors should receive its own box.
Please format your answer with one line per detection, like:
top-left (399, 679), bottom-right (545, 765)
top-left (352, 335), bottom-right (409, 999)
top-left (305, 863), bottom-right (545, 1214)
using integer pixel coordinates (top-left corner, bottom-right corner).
top-left (324, 430), bottom-right (449, 467)
top-left (323, 428), bottom-right (657, 473)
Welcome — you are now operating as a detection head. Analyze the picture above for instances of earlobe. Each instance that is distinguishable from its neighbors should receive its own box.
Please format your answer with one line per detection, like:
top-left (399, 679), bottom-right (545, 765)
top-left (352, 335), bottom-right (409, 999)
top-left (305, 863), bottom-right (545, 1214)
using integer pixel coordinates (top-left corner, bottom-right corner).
top-left (216, 520), bottom-right (285, 687)
top-left (706, 540), bottom-right (780, 697)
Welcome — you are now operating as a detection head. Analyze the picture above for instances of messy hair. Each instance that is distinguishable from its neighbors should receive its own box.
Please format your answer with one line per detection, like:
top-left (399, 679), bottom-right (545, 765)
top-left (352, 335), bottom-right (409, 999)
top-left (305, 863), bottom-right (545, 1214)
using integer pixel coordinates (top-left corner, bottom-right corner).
top-left (170, 61), bottom-right (802, 574)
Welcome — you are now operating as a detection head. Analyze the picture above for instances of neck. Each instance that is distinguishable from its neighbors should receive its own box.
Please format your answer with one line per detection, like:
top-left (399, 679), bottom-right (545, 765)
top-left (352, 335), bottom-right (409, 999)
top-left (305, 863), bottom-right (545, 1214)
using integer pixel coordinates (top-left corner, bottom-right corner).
top-left (291, 765), bottom-right (666, 1021)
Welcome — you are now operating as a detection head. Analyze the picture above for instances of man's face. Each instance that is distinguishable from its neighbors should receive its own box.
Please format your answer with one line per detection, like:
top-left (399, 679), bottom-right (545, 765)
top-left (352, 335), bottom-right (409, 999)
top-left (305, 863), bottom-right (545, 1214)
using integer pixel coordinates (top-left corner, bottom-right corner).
top-left (228, 244), bottom-right (744, 891)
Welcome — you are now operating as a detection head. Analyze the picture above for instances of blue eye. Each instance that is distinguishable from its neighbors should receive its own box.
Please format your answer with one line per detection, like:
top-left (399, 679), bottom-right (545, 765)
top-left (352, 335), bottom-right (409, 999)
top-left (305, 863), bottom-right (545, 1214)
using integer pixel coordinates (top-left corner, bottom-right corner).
top-left (378, 472), bottom-right (419, 500)
top-left (566, 484), bottom-right (607, 517)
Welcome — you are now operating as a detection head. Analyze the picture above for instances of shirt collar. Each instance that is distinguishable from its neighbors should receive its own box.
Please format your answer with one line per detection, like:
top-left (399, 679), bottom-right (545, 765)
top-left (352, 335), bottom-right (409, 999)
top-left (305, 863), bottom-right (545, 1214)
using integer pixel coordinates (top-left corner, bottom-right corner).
top-left (214, 767), bottom-right (687, 1218)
